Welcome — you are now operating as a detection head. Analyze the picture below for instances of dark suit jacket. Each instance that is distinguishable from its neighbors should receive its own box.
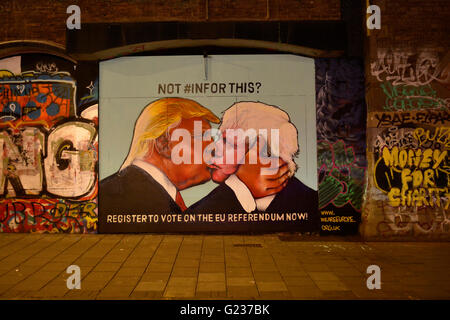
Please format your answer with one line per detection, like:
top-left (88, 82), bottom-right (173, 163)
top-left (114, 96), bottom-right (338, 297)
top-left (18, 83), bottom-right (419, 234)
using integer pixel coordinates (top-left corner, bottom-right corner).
top-left (186, 176), bottom-right (319, 233)
top-left (98, 165), bottom-right (185, 233)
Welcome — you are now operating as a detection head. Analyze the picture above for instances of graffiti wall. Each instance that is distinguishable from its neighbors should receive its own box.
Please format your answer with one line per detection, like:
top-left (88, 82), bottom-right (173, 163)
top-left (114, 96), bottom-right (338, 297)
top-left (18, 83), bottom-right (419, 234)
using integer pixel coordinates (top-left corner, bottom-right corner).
top-left (363, 48), bottom-right (450, 239)
top-left (0, 54), bottom-right (99, 233)
top-left (315, 59), bottom-right (367, 235)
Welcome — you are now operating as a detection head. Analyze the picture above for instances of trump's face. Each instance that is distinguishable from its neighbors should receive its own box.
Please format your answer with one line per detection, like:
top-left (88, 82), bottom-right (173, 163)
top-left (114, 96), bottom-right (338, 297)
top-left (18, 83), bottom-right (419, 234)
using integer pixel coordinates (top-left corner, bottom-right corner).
top-left (167, 117), bottom-right (213, 190)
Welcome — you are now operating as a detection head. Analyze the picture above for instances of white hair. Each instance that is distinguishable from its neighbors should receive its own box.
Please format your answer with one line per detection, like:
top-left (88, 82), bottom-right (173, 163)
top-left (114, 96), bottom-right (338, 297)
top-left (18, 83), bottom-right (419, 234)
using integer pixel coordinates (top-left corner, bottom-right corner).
top-left (220, 101), bottom-right (299, 175)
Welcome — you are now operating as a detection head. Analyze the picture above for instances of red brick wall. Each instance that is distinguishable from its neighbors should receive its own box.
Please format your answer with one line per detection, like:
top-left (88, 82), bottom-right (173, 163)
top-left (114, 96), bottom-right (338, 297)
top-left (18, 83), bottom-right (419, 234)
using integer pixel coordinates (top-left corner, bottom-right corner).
top-left (0, 0), bottom-right (341, 46)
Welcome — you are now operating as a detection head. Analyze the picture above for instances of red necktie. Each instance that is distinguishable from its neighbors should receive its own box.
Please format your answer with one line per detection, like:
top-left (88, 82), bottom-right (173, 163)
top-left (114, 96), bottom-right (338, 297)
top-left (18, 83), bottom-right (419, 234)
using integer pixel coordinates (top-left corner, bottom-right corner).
top-left (175, 191), bottom-right (187, 212)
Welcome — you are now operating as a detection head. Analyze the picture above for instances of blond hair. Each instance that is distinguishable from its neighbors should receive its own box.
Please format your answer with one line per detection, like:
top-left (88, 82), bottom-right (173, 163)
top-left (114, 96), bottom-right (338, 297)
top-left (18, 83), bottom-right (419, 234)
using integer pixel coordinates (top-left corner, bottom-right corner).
top-left (121, 97), bottom-right (220, 170)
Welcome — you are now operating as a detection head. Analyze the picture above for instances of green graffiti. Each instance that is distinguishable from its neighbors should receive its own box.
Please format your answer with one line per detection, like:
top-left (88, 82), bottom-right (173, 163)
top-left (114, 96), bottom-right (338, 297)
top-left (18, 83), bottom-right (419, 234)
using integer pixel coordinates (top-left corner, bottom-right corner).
top-left (318, 140), bottom-right (366, 211)
top-left (381, 82), bottom-right (449, 111)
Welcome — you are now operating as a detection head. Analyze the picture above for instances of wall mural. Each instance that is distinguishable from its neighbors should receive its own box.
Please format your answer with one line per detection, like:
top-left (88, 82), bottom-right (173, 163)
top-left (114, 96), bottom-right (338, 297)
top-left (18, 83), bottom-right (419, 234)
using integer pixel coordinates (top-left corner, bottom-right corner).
top-left (315, 58), bottom-right (367, 235)
top-left (0, 54), bottom-right (99, 233)
top-left (0, 54), bottom-right (370, 235)
top-left (365, 48), bottom-right (450, 239)
top-left (98, 55), bottom-right (319, 233)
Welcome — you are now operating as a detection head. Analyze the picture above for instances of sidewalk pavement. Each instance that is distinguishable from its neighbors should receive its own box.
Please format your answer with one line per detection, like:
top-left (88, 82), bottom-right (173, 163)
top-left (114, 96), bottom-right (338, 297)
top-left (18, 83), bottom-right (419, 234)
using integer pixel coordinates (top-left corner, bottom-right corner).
top-left (0, 233), bottom-right (449, 300)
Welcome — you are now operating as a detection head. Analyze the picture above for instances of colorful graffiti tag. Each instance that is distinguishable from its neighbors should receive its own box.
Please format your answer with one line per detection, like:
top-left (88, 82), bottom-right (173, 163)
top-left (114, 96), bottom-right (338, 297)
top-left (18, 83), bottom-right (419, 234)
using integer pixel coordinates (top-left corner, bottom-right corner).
top-left (315, 58), bottom-right (367, 235)
top-left (0, 56), bottom-right (98, 233)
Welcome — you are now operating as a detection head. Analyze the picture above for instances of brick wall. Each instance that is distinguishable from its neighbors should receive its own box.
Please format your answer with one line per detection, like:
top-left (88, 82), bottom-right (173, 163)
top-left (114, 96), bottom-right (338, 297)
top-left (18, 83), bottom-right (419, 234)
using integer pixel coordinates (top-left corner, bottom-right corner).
top-left (0, 0), bottom-right (341, 46)
top-left (362, 0), bottom-right (450, 240)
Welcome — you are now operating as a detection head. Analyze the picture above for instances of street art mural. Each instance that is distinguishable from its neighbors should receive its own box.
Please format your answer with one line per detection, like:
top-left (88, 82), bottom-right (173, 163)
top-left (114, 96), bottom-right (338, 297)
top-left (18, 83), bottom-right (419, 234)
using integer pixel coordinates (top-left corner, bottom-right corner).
top-left (99, 55), bottom-right (319, 233)
top-left (0, 54), bottom-right (98, 233)
top-left (315, 59), bottom-right (367, 235)
top-left (365, 48), bottom-right (450, 239)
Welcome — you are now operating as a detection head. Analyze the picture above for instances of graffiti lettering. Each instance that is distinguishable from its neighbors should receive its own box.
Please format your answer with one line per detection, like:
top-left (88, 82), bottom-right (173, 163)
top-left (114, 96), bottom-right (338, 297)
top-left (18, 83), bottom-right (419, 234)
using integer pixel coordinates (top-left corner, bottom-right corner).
top-left (375, 147), bottom-right (449, 208)
top-left (0, 199), bottom-right (97, 233)
top-left (413, 127), bottom-right (450, 149)
top-left (35, 62), bottom-right (59, 73)
top-left (373, 126), bottom-right (417, 154)
top-left (370, 50), bottom-right (449, 86)
top-left (373, 110), bottom-right (450, 128)
top-left (382, 147), bottom-right (447, 170)
top-left (380, 81), bottom-right (449, 111)
top-left (0, 121), bottom-right (96, 198)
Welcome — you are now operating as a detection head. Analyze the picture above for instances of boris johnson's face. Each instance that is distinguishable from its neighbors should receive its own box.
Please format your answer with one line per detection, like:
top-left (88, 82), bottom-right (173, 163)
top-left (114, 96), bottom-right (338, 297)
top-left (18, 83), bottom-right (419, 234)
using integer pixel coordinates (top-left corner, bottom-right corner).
top-left (207, 133), bottom-right (290, 197)
top-left (167, 117), bottom-right (213, 190)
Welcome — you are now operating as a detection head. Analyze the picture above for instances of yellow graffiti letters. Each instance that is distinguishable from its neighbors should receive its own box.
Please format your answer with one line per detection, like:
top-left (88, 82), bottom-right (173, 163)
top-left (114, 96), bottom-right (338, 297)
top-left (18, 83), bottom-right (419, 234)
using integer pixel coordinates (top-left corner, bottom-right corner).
top-left (382, 147), bottom-right (447, 169)
top-left (388, 187), bottom-right (448, 208)
top-left (413, 127), bottom-right (450, 148)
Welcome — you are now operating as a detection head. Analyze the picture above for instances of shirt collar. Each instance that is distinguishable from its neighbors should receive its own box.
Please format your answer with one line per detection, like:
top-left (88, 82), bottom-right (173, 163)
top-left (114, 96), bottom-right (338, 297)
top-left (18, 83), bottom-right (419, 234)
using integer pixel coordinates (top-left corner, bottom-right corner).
top-left (131, 159), bottom-right (177, 202)
top-left (224, 174), bottom-right (275, 213)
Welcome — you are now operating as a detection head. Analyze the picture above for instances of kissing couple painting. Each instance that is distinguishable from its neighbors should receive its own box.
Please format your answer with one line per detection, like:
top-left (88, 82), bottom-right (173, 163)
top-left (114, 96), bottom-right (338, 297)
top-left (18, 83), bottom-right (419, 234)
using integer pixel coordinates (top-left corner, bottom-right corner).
top-left (99, 97), bottom-right (318, 233)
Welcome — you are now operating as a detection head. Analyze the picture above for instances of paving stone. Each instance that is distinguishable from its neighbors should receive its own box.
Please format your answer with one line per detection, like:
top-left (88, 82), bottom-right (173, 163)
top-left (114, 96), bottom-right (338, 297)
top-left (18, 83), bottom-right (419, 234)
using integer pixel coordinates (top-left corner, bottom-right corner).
top-left (169, 277), bottom-right (197, 287)
top-left (123, 259), bottom-right (151, 267)
top-left (28, 285), bottom-right (69, 298)
top-left (93, 262), bottom-right (123, 272)
top-left (39, 262), bottom-right (74, 273)
top-left (97, 286), bottom-right (134, 298)
top-left (307, 272), bottom-right (341, 282)
top-left (109, 277), bottom-right (140, 287)
top-left (164, 286), bottom-right (195, 298)
top-left (313, 280), bottom-right (350, 291)
top-left (146, 263), bottom-right (173, 273)
top-left (134, 280), bottom-right (167, 292)
top-left (198, 273), bottom-right (225, 282)
top-left (141, 272), bottom-right (171, 282)
top-left (196, 281), bottom-right (226, 293)
top-left (227, 277), bottom-right (256, 286)
top-left (171, 267), bottom-right (199, 277)
top-left (256, 281), bottom-right (288, 292)
top-left (258, 291), bottom-right (292, 299)
top-left (199, 263), bottom-right (225, 273)
top-left (226, 268), bottom-right (253, 278)
top-left (301, 263), bottom-right (331, 272)
top-left (253, 271), bottom-right (284, 282)
top-left (278, 267), bottom-right (309, 277)
top-left (74, 258), bottom-right (102, 266)
top-left (115, 267), bottom-right (146, 277)
top-left (78, 280), bottom-right (108, 291)
top-left (227, 285), bottom-right (259, 298)
top-left (173, 259), bottom-right (200, 268)
top-left (11, 271), bottom-right (57, 291)
top-left (282, 276), bottom-right (316, 286)
top-left (251, 263), bottom-right (278, 272)
top-left (321, 290), bottom-right (359, 299)
top-left (288, 285), bottom-right (323, 298)
top-left (83, 271), bottom-right (115, 282)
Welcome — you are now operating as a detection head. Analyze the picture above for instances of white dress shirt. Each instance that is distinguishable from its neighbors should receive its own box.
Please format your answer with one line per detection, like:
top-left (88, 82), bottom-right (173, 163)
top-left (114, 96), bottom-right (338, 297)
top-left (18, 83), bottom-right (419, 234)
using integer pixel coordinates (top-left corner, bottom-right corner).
top-left (132, 159), bottom-right (177, 202)
top-left (225, 174), bottom-right (276, 213)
